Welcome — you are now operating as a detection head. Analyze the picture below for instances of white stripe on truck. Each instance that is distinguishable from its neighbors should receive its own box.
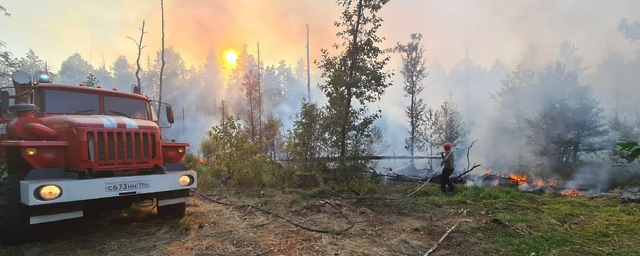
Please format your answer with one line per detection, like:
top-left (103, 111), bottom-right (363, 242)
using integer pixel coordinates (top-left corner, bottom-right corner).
top-left (121, 117), bottom-right (139, 129)
top-left (99, 115), bottom-right (118, 128)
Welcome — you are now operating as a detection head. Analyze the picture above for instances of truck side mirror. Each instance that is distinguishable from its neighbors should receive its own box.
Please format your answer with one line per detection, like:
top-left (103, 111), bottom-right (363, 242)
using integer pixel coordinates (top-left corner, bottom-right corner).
top-left (166, 105), bottom-right (175, 124)
top-left (0, 91), bottom-right (9, 114)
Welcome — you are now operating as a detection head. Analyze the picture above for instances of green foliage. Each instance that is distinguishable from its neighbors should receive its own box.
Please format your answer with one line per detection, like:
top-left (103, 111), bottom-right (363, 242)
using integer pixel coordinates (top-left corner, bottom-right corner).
top-left (609, 113), bottom-right (640, 142)
top-left (412, 185), bottom-right (640, 255)
top-left (526, 61), bottom-right (608, 173)
top-left (345, 175), bottom-right (384, 195)
top-left (618, 141), bottom-right (640, 162)
top-left (17, 49), bottom-right (46, 77)
top-left (283, 102), bottom-right (325, 168)
top-left (111, 55), bottom-right (135, 90)
top-left (419, 95), bottom-right (467, 156)
top-left (198, 115), bottom-right (294, 189)
top-left (434, 98), bottom-right (467, 147)
top-left (199, 115), bottom-right (256, 186)
top-left (316, 0), bottom-right (393, 164)
top-left (397, 33), bottom-right (427, 162)
top-left (262, 113), bottom-right (284, 160)
top-left (83, 73), bottom-right (99, 87)
top-left (0, 42), bottom-right (20, 81)
top-left (58, 53), bottom-right (94, 85)
top-left (181, 151), bottom-right (199, 170)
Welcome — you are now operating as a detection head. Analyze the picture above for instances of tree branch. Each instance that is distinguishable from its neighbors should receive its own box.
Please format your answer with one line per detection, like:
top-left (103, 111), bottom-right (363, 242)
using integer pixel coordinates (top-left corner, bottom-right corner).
top-left (0, 5), bottom-right (10, 17)
top-left (424, 220), bottom-right (461, 256)
top-left (466, 139), bottom-right (478, 171)
top-left (455, 139), bottom-right (481, 178)
top-left (126, 36), bottom-right (139, 47)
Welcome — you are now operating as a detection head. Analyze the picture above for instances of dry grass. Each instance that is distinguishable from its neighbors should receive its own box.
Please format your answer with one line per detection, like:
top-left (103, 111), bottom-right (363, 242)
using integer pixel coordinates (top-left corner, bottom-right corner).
top-left (0, 186), bottom-right (486, 256)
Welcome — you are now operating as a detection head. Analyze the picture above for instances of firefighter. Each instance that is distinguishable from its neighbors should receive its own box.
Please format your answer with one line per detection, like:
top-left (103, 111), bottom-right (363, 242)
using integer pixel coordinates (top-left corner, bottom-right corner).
top-left (440, 142), bottom-right (455, 193)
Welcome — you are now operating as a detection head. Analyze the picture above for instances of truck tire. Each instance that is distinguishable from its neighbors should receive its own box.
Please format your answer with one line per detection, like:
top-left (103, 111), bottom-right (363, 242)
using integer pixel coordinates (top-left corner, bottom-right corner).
top-left (157, 202), bottom-right (186, 219)
top-left (0, 176), bottom-right (39, 245)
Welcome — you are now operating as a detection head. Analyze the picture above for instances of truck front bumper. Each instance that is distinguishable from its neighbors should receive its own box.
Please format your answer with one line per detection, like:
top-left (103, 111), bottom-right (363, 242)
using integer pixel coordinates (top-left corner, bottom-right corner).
top-left (20, 170), bottom-right (196, 224)
top-left (20, 170), bottom-right (197, 206)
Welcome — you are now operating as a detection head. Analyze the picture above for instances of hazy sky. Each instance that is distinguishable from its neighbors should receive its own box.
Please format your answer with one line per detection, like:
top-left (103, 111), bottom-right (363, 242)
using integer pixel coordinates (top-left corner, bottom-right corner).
top-left (1, 0), bottom-right (639, 73)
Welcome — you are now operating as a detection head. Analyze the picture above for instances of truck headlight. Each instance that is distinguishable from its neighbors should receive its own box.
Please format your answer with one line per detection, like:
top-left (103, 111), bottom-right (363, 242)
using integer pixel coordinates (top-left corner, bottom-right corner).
top-left (36, 185), bottom-right (62, 200)
top-left (26, 148), bottom-right (37, 156)
top-left (178, 175), bottom-right (194, 186)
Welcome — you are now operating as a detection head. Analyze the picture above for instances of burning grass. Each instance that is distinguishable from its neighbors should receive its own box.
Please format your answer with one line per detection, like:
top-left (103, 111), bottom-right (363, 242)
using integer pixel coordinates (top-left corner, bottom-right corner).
top-left (0, 184), bottom-right (638, 256)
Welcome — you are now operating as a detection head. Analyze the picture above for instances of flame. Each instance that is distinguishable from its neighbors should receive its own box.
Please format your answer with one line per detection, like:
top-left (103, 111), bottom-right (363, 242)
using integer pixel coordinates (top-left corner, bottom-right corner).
top-left (509, 173), bottom-right (527, 185)
top-left (548, 180), bottom-right (557, 186)
top-left (561, 189), bottom-right (580, 197)
top-left (484, 170), bottom-right (492, 176)
top-left (198, 157), bottom-right (205, 164)
top-left (535, 180), bottom-right (544, 186)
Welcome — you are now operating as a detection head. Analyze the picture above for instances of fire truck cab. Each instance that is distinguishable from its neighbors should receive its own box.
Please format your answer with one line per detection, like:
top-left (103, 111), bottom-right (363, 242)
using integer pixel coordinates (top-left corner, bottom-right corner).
top-left (0, 71), bottom-right (197, 245)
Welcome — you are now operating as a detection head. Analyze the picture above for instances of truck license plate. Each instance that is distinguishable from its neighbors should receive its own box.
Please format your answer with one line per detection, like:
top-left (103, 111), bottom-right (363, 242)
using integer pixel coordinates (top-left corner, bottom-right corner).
top-left (105, 180), bottom-right (151, 192)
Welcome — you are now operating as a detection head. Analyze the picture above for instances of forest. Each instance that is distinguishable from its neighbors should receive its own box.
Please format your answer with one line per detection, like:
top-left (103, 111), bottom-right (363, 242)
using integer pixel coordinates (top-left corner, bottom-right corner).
top-left (2, 1), bottom-right (640, 255)
top-left (1, 2), bottom-right (640, 192)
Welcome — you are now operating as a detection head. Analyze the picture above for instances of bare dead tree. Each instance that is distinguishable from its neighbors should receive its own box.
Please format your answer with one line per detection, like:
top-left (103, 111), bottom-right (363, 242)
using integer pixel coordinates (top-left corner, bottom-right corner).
top-left (455, 139), bottom-right (481, 178)
top-left (257, 41), bottom-right (263, 151)
top-left (157, 0), bottom-right (166, 117)
top-left (127, 20), bottom-right (146, 89)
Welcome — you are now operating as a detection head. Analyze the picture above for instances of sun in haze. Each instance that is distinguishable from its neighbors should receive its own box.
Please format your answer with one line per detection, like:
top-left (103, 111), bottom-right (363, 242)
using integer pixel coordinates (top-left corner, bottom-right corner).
top-left (224, 50), bottom-right (238, 68)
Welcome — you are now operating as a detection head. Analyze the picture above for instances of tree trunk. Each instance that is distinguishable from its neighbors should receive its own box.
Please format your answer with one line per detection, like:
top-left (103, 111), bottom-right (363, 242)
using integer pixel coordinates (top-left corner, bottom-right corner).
top-left (340, 0), bottom-right (364, 162)
top-left (410, 93), bottom-right (415, 167)
top-left (157, 0), bottom-right (166, 119)
top-left (257, 42), bottom-right (263, 152)
top-left (128, 20), bottom-right (146, 90)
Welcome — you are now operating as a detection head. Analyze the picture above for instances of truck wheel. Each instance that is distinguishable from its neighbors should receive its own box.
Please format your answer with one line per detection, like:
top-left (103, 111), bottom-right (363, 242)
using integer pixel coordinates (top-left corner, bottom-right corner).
top-left (0, 176), bottom-right (39, 245)
top-left (157, 202), bottom-right (186, 219)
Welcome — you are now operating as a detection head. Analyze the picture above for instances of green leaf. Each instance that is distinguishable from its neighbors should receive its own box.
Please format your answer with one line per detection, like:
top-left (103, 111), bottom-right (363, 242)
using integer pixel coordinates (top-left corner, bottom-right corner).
top-left (617, 141), bottom-right (638, 150)
top-left (628, 148), bottom-right (640, 162)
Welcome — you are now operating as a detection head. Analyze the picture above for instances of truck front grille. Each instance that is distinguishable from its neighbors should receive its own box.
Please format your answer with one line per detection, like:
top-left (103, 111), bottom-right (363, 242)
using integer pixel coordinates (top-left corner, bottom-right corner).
top-left (87, 131), bottom-right (157, 165)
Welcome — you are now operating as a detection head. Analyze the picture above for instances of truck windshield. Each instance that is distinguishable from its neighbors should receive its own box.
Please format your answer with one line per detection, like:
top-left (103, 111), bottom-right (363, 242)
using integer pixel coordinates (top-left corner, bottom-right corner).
top-left (103, 95), bottom-right (148, 119)
top-left (42, 90), bottom-right (101, 114)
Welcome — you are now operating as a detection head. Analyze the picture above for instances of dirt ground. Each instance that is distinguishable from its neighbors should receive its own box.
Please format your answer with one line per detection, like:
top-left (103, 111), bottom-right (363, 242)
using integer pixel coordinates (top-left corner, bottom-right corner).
top-left (0, 188), bottom-right (489, 256)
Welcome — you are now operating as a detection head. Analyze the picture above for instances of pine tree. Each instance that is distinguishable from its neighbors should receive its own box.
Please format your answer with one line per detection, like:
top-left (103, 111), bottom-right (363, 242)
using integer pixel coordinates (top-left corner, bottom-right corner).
top-left (435, 98), bottom-right (467, 147)
top-left (58, 53), bottom-right (93, 85)
top-left (84, 73), bottom-right (99, 87)
top-left (422, 106), bottom-right (441, 171)
top-left (526, 61), bottom-right (608, 177)
top-left (397, 33), bottom-right (427, 167)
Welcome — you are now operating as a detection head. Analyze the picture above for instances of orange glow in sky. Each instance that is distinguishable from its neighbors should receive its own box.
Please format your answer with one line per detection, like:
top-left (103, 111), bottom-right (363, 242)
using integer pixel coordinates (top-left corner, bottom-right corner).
top-left (0, 0), bottom-right (638, 73)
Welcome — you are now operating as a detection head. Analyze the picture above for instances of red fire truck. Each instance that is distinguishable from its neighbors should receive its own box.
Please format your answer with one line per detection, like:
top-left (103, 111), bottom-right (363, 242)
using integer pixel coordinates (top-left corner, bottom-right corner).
top-left (0, 71), bottom-right (197, 245)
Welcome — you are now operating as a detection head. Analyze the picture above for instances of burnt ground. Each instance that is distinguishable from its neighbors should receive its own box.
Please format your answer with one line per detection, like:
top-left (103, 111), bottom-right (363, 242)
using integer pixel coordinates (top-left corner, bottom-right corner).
top-left (2, 184), bottom-right (639, 256)
top-left (0, 186), bottom-right (489, 256)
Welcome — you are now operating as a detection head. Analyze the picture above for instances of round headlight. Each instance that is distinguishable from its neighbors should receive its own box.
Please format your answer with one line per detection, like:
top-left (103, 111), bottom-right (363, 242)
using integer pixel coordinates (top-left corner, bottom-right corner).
top-left (178, 175), bottom-right (193, 186)
top-left (36, 185), bottom-right (62, 200)
top-left (26, 148), bottom-right (37, 156)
